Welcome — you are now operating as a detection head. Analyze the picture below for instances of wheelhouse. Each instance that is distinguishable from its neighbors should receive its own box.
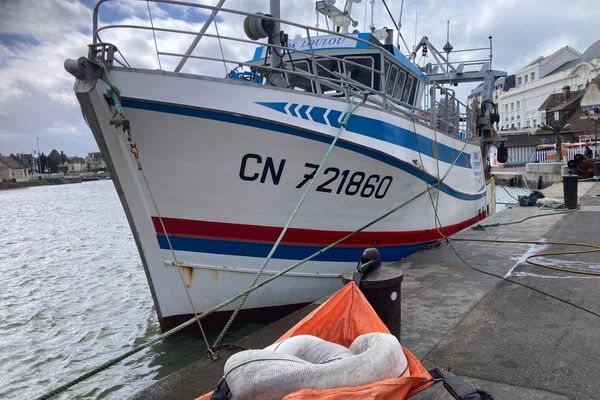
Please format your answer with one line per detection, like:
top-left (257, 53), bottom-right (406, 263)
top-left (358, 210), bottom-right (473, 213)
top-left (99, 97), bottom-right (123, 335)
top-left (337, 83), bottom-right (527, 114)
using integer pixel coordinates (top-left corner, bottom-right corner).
top-left (244, 32), bottom-right (428, 110)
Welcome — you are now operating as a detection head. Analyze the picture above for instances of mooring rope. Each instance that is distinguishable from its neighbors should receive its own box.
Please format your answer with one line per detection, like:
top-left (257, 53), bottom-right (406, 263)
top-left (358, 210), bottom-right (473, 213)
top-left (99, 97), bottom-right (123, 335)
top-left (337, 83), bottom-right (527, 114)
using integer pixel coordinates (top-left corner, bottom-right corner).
top-left (211, 97), bottom-right (365, 350)
top-left (105, 63), bottom-right (214, 347)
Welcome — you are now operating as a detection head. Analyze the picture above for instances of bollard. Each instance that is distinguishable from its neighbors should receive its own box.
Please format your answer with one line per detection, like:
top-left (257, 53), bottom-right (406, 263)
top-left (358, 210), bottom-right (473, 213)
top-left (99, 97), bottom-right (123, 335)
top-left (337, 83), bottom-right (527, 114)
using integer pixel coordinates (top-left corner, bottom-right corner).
top-left (595, 162), bottom-right (600, 181)
top-left (562, 175), bottom-right (578, 209)
top-left (342, 249), bottom-right (403, 341)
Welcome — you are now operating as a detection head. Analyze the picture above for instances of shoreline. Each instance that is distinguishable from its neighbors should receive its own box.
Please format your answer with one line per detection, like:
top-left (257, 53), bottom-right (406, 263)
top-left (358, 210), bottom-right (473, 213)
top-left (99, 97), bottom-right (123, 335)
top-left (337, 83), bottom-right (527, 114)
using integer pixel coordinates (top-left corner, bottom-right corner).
top-left (0, 175), bottom-right (112, 190)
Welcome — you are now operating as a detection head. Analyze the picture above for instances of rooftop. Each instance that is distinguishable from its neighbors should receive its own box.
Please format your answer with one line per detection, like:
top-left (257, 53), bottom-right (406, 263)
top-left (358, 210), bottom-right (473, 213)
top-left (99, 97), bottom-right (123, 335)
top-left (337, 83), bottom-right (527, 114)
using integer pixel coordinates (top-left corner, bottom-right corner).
top-left (0, 155), bottom-right (28, 169)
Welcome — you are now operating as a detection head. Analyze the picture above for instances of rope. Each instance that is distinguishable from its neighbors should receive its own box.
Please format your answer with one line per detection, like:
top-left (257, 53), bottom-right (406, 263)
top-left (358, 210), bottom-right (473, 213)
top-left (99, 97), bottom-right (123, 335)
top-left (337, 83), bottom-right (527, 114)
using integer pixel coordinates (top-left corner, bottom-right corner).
top-left (36, 175), bottom-right (438, 400)
top-left (450, 238), bottom-right (600, 277)
top-left (213, 15), bottom-right (228, 76)
top-left (471, 206), bottom-right (578, 230)
top-left (444, 238), bottom-right (600, 318)
top-left (409, 109), bottom-right (469, 239)
top-left (146, 1), bottom-right (162, 70)
top-left (211, 97), bottom-right (365, 349)
top-left (100, 62), bottom-right (213, 351)
top-left (497, 178), bottom-right (524, 202)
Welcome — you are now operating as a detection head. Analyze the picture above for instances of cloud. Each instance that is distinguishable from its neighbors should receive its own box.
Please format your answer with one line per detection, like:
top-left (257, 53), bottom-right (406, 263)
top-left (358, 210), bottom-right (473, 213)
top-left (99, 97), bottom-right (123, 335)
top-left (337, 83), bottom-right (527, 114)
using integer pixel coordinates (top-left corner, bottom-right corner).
top-left (0, 0), bottom-right (599, 156)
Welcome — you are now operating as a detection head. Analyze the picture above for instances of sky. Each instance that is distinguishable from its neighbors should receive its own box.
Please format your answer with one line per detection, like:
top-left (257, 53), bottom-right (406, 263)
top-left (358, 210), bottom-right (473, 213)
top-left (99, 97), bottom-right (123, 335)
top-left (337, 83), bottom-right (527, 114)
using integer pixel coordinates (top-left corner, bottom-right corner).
top-left (0, 0), bottom-right (599, 157)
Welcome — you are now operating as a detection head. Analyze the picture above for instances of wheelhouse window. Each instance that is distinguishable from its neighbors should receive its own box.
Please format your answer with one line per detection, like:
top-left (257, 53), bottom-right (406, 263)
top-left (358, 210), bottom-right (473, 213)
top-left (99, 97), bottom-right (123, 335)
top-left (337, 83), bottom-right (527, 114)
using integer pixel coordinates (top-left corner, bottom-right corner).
top-left (385, 64), bottom-right (399, 96)
top-left (401, 74), bottom-right (415, 104)
top-left (385, 60), bottom-right (417, 104)
top-left (343, 56), bottom-right (374, 90)
top-left (393, 70), bottom-right (407, 100)
top-left (316, 59), bottom-right (342, 94)
top-left (287, 60), bottom-right (313, 92)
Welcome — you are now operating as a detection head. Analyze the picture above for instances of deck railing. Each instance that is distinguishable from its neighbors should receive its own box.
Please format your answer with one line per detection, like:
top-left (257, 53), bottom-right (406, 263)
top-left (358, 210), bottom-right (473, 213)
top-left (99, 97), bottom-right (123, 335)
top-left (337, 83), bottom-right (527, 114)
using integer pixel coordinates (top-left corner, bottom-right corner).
top-left (91, 0), bottom-right (477, 142)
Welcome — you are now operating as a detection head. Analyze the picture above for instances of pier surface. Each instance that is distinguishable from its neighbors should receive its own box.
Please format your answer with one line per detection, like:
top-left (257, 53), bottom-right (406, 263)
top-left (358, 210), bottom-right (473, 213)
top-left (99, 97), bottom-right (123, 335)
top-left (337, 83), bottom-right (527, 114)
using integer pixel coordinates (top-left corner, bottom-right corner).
top-left (130, 181), bottom-right (600, 400)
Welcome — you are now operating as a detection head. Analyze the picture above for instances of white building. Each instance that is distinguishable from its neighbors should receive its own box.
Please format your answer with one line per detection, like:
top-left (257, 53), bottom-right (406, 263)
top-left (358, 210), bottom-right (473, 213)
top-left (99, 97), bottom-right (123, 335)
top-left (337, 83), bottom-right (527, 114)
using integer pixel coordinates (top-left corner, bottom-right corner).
top-left (470, 39), bottom-right (600, 132)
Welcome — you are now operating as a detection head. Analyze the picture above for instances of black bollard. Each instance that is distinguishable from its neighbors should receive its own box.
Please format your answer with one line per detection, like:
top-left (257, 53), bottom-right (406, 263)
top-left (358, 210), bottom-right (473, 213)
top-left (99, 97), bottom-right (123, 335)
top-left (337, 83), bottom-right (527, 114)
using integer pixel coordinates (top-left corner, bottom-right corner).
top-left (563, 175), bottom-right (578, 209)
top-left (342, 249), bottom-right (404, 342)
top-left (594, 162), bottom-right (600, 180)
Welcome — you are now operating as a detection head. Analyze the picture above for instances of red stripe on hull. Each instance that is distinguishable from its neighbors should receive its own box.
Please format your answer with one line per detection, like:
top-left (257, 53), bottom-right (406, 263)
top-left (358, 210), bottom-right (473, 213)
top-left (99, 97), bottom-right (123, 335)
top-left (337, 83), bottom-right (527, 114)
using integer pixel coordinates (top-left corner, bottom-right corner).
top-left (152, 214), bottom-right (483, 246)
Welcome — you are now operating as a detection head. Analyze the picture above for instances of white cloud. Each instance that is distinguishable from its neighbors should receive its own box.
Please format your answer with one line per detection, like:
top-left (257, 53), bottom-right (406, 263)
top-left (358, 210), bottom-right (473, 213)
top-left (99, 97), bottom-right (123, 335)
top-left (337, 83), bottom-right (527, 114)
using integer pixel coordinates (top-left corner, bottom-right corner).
top-left (0, 0), bottom-right (599, 156)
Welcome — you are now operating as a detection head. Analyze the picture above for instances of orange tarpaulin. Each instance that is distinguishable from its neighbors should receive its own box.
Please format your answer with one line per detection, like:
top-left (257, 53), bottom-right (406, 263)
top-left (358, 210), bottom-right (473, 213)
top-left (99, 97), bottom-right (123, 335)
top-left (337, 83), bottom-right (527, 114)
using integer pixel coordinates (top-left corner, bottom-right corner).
top-left (198, 282), bottom-right (433, 400)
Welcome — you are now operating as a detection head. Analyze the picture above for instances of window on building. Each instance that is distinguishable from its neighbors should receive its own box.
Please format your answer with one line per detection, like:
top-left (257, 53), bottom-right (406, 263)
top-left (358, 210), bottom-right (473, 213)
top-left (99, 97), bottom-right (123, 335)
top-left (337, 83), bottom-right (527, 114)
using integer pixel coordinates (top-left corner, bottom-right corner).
top-left (511, 102), bottom-right (514, 111)
top-left (531, 72), bottom-right (535, 81)
top-left (504, 104), bottom-right (508, 113)
top-left (525, 75), bottom-right (528, 84)
top-left (517, 101), bottom-right (520, 109)
top-left (533, 118), bottom-right (537, 126)
top-left (518, 77), bottom-right (522, 86)
top-left (517, 122), bottom-right (521, 129)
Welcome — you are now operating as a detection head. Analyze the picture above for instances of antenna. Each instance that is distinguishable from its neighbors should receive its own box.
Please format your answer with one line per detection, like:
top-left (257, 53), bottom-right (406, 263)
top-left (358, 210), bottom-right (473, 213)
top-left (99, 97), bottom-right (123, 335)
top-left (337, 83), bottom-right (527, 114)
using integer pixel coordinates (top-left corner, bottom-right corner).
top-left (413, 11), bottom-right (417, 53)
top-left (369, 0), bottom-right (375, 32)
top-left (396, 0), bottom-right (404, 49)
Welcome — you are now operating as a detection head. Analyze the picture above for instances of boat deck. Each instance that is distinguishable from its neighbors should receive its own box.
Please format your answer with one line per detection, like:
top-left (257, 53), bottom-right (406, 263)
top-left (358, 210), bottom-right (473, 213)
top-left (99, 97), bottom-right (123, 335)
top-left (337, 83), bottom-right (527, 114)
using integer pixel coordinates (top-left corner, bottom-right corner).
top-left (130, 181), bottom-right (600, 400)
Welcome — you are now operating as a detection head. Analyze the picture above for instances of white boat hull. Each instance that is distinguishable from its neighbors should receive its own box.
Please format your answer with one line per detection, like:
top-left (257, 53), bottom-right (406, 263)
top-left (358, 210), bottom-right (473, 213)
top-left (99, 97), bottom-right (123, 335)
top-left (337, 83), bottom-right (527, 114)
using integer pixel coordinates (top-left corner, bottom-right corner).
top-left (76, 69), bottom-right (488, 329)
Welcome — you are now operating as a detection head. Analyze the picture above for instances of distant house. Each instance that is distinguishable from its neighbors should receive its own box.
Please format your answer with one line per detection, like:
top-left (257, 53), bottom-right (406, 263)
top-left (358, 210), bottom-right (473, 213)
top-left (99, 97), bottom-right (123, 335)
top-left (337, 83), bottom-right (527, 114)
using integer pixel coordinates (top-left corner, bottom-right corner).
top-left (0, 155), bottom-right (29, 182)
top-left (67, 157), bottom-right (86, 173)
top-left (469, 39), bottom-right (600, 132)
top-left (14, 153), bottom-right (36, 174)
top-left (86, 152), bottom-right (107, 172)
top-left (539, 75), bottom-right (600, 140)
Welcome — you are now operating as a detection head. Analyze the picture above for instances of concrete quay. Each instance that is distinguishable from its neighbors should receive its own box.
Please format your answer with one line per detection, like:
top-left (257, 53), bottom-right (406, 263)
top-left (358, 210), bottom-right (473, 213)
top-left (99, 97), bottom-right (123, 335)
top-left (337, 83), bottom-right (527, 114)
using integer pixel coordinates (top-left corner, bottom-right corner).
top-left (492, 163), bottom-right (567, 189)
top-left (130, 181), bottom-right (600, 400)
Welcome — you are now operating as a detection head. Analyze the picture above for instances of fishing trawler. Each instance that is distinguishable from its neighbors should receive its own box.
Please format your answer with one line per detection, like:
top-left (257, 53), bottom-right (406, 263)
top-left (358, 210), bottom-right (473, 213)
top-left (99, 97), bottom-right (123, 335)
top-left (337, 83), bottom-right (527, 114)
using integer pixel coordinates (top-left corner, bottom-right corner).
top-left (65, 0), bottom-right (505, 330)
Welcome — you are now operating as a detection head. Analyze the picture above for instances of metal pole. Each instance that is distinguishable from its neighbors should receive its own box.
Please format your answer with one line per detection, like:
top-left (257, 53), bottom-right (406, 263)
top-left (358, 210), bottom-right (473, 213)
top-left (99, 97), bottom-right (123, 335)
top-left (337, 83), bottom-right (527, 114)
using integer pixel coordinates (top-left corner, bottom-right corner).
top-left (270, 0), bottom-right (281, 53)
top-left (594, 116), bottom-right (598, 158)
top-left (37, 137), bottom-right (41, 175)
top-left (174, 0), bottom-right (226, 73)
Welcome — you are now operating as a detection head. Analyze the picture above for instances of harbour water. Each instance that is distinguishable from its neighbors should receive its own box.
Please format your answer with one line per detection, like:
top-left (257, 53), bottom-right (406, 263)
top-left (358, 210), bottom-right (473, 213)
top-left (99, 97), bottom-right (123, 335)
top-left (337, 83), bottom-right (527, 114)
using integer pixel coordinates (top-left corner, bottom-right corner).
top-left (0, 181), bottom-right (269, 400)
top-left (0, 180), bottom-right (528, 399)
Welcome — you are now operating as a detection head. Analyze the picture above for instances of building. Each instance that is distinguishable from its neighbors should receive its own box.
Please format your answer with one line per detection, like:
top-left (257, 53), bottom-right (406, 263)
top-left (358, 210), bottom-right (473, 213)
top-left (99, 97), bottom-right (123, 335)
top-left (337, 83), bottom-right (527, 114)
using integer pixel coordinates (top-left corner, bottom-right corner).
top-left (0, 155), bottom-right (29, 182)
top-left (86, 152), bottom-right (107, 172)
top-left (14, 153), bottom-right (36, 174)
top-left (67, 157), bottom-right (86, 173)
top-left (469, 39), bottom-right (600, 133)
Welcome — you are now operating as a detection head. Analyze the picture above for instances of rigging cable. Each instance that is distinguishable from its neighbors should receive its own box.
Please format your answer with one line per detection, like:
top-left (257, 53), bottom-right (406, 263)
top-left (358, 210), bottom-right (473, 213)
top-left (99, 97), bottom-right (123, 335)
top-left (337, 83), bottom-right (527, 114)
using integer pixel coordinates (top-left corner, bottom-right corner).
top-left (380, 0), bottom-right (411, 55)
top-left (146, 1), bottom-right (162, 70)
top-left (211, 97), bottom-right (365, 350)
top-left (96, 64), bottom-right (214, 355)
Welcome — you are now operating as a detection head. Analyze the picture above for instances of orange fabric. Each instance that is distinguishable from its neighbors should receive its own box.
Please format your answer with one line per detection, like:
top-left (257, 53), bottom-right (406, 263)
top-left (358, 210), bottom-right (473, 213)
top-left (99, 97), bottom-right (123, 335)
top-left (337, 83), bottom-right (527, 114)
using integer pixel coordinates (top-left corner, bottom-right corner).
top-left (196, 282), bottom-right (433, 400)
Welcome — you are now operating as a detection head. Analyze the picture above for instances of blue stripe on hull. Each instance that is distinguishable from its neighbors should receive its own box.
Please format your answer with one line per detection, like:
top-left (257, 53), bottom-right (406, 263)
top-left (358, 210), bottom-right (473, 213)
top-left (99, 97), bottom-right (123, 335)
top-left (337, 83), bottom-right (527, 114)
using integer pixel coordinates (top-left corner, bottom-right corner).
top-left (117, 98), bottom-right (485, 201)
top-left (157, 236), bottom-right (428, 262)
top-left (256, 101), bottom-right (471, 168)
